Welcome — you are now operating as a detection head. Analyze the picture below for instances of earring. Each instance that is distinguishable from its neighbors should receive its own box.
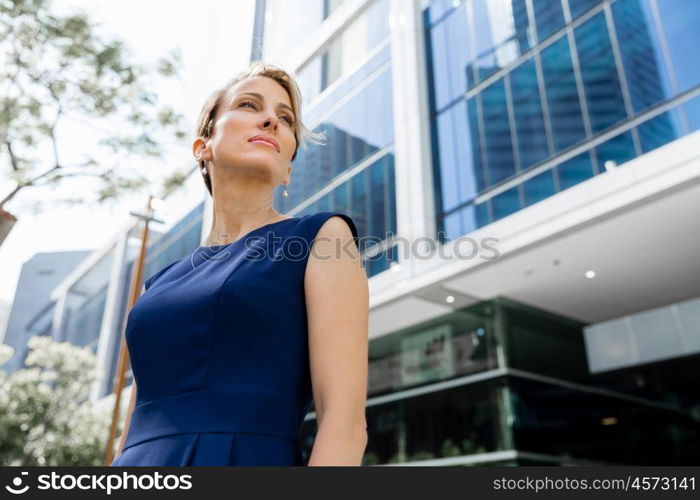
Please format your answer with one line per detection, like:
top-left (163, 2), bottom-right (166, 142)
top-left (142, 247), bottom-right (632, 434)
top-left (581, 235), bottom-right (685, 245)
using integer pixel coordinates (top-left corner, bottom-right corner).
top-left (283, 183), bottom-right (288, 198)
top-left (201, 166), bottom-right (207, 175)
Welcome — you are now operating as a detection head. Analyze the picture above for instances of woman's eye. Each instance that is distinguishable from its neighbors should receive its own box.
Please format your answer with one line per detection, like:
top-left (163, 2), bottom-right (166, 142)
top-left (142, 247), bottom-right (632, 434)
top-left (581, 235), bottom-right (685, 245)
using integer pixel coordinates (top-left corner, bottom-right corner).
top-left (238, 100), bottom-right (293, 125)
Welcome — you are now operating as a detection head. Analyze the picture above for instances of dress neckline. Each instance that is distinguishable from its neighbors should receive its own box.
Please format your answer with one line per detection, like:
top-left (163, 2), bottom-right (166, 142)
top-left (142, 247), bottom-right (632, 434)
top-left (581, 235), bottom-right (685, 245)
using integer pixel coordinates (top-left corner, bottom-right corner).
top-left (198, 216), bottom-right (299, 250)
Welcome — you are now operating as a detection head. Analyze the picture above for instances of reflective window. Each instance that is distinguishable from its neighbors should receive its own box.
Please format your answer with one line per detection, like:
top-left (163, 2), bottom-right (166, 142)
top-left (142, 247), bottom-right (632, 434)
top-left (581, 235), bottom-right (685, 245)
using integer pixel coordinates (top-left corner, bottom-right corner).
top-left (523, 169), bottom-right (556, 207)
top-left (540, 36), bottom-right (587, 151)
top-left (365, 244), bottom-right (397, 278)
top-left (263, 0), bottom-right (326, 62)
top-left (510, 59), bottom-right (550, 169)
top-left (656, 0), bottom-right (700, 92)
top-left (594, 130), bottom-right (636, 168)
top-left (556, 150), bottom-right (595, 190)
top-left (296, 0), bottom-right (389, 103)
top-left (510, 376), bottom-right (700, 465)
top-left (441, 205), bottom-right (479, 242)
top-left (435, 99), bottom-right (480, 213)
top-left (575, 12), bottom-right (627, 133)
top-left (532, 0), bottom-right (565, 42)
top-left (685, 94), bottom-right (700, 133)
top-left (637, 109), bottom-right (683, 153)
top-left (427, 3), bottom-right (472, 111)
top-left (491, 185), bottom-right (521, 221)
top-left (281, 67), bottom-right (393, 211)
top-left (568, 0), bottom-right (604, 21)
top-left (425, 0), bottom-right (699, 238)
top-left (612, 0), bottom-right (675, 113)
top-left (480, 79), bottom-right (516, 185)
top-left (472, 0), bottom-right (532, 83)
top-left (296, 153), bottom-right (397, 249)
top-left (427, 0), bottom-right (464, 25)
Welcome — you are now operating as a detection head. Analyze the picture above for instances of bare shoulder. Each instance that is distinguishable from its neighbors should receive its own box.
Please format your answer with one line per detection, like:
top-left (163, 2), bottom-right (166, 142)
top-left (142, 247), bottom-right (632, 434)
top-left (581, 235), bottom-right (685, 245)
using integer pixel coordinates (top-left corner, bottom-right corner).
top-left (310, 215), bottom-right (361, 264)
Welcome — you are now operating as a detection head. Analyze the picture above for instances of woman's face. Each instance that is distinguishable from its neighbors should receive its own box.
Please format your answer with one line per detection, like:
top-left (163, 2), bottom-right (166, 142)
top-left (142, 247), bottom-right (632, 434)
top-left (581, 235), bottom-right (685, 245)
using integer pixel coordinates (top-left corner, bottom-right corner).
top-left (195, 75), bottom-right (296, 186)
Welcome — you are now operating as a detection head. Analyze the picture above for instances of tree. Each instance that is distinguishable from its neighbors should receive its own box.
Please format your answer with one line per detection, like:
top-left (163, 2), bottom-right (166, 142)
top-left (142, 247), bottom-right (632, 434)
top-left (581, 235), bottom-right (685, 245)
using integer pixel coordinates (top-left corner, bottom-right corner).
top-left (0, 336), bottom-right (126, 466)
top-left (0, 0), bottom-right (191, 245)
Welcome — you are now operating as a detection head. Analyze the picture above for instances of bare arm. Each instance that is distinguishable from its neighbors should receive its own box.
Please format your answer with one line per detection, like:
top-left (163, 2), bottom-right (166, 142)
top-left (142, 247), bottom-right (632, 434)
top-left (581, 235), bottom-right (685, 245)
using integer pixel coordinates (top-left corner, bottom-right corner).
top-left (304, 217), bottom-right (369, 466)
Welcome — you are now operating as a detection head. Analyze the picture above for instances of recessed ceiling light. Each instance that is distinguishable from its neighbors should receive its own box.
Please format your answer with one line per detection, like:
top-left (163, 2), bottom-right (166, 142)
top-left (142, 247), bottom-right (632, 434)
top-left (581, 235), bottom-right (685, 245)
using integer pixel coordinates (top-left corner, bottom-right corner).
top-left (445, 295), bottom-right (455, 303)
top-left (585, 270), bottom-right (596, 279)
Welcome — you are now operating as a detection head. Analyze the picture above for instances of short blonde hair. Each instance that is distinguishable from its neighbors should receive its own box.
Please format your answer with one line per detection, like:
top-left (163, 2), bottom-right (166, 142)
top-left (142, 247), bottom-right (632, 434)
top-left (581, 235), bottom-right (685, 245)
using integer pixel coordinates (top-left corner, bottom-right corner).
top-left (194, 60), bottom-right (326, 195)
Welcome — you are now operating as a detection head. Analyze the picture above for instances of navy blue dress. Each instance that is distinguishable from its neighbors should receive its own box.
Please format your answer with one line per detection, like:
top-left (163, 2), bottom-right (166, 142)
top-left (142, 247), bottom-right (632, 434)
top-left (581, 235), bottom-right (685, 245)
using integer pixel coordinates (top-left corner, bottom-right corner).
top-left (110, 211), bottom-right (359, 466)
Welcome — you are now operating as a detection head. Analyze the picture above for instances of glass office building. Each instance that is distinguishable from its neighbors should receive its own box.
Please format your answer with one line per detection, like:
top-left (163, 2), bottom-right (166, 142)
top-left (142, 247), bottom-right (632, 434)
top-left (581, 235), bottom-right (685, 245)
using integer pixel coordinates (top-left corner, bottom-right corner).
top-left (255, 0), bottom-right (700, 465)
top-left (426, 0), bottom-right (700, 237)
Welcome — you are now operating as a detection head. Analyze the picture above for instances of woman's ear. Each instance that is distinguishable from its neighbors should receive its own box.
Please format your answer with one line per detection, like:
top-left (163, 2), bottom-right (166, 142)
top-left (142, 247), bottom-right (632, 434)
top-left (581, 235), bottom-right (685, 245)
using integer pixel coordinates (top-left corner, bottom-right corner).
top-left (192, 137), bottom-right (212, 161)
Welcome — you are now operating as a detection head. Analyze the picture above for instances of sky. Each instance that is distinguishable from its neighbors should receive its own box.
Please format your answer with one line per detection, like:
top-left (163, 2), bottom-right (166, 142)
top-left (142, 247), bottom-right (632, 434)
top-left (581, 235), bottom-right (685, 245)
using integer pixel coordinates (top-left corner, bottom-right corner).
top-left (0, 0), bottom-right (256, 303)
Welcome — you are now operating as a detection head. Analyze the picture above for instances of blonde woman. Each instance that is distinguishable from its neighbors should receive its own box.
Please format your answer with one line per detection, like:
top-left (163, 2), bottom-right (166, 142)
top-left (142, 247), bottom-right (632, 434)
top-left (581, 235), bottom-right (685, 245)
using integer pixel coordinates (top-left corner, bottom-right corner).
top-left (110, 61), bottom-right (369, 466)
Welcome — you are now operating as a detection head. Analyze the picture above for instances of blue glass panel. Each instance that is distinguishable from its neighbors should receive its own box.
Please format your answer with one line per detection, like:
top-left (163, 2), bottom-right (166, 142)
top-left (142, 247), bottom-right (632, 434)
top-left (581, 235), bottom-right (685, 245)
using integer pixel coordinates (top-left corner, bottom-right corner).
top-left (333, 181), bottom-right (349, 212)
top-left (442, 203), bottom-right (481, 240)
top-left (475, 201), bottom-right (490, 228)
top-left (568, 0), bottom-right (603, 20)
top-left (472, 0), bottom-right (531, 83)
top-left (595, 130), bottom-right (636, 168)
top-left (459, 204), bottom-right (480, 235)
top-left (467, 98), bottom-right (486, 191)
top-left (317, 192), bottom-right (332, 212)
top-left (304, 43), bottom-right (391, 123)
top-left (510, 59), bottom-right (549, 169)
top-left (491, 185), bottom-right (521, 221)
top-left (350, 170), bottom-right (369, 238)
top-left (480, 79), bottom-right (516, 185)
top-left (533, 0), bottom-right (565, 42)
top-left (685, 94), bottom-right (700, 133)
top-left (523, 169), bottom-right (556, 207)
top-left (369, 157), bottom-right (387, 241)
top-left (656, 0), bottom-right (700, 92)
top-left (540, 36), bottom-right (587, 151)
top-left (435, 99), bottom-right (480, 212)
top-left (385, 153), bottom-right (397, 235)
top-left (575, 12), bottom-right (628, 133)
top-left (366, 244), bottom-right (396, 278)
top-left (442, 210), bottom-right (463, 242)
top-left (427, 0), bottom-right (462, 26)
top-left (612, 0), bottom-right (675, 113)
top-left (557, 151), bottom-right (595, 190)
top-left (293, 68), bottom-right (393, 207)
top-left (637, 109), bottom-right (683, 153)
top-left (427, 3), bottom-right (472, 111)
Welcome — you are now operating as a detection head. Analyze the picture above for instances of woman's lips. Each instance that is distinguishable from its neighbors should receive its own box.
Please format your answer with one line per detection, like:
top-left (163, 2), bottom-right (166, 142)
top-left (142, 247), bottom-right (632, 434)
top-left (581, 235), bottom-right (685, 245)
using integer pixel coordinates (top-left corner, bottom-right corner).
top-left (250, 139), bottom-right (277, 151)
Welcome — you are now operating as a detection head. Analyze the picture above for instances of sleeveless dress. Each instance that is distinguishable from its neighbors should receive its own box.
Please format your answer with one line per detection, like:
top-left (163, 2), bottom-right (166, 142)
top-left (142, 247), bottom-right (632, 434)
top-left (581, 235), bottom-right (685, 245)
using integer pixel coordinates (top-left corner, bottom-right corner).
top-left (110, 211), bottom-right (359, 466)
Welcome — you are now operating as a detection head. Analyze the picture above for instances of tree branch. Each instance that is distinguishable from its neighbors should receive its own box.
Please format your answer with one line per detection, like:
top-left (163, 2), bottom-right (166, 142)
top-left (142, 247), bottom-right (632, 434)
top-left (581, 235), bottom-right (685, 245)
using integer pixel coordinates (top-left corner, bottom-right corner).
top-left (5, 141), bottom-right (19, 171)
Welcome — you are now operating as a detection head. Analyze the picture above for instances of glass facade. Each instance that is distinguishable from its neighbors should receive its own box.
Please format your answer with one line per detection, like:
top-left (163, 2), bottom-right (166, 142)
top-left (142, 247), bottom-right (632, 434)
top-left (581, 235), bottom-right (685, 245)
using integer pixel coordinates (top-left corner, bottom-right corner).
top-left (262, 0), bottom-right (347, 63)
top-left (425, 0), bottom-right (700, 240)
top-left (299, 297), bottom-right (700, 465)
top-left (270, 0), bottom-right (398, 278)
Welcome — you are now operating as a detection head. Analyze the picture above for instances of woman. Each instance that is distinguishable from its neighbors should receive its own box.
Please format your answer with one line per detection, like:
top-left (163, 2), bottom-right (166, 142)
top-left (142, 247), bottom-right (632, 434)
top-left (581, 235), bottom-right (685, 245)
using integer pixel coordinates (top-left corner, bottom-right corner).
top-left (110, 61), bottom-right (369, 466)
